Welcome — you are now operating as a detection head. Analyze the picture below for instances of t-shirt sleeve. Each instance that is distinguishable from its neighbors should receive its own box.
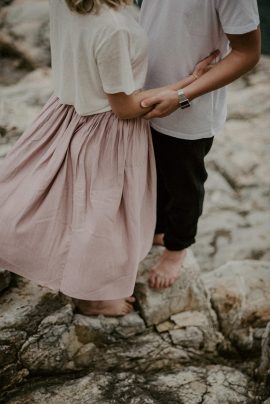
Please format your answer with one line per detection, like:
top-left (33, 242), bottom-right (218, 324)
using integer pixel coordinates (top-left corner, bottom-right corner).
top-left (216, 0), bottom-right (260, 35)
top-left (96, 28), bottom-right (137, 95)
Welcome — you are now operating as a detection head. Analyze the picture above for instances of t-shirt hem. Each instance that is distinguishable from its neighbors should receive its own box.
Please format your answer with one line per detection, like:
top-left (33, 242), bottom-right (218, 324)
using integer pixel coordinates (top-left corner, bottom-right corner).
top-left (222, 21), bottom-right (260, 35)
top-left (103, 86), bottom-right (136, 95)
top-left (150, 122), bottom-right (225, 140)
top-left (53, 93), bottom-right (113, 116)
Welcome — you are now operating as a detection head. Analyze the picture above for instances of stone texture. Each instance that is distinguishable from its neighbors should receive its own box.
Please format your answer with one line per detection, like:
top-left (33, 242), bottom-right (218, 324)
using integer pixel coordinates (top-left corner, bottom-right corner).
top-left (135, 247), bottom-right (217, 327)
top-left (0, 0), bottom-right (50, 69)
top-left (0, 277), bottom-right (70, 334)
top-left (0, 268), bottom-right (11, 293)
top-left (0, 68), bottom-right (53, 144)
top-left (203, 260), bottom-right (270, 352)
top-left (6, 366), bottom-right (258, 404)
top-left (258, 322), bottom-right (270, 380)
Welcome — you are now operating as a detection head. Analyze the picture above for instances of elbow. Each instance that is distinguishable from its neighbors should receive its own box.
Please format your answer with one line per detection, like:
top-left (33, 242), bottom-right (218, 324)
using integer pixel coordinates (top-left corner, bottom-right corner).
top-left (111, 108), bottom-right (134, 120)
top-left (115, 112), bottom-right (132, 120)
top-left (248, 51), bottom-right (261, 70)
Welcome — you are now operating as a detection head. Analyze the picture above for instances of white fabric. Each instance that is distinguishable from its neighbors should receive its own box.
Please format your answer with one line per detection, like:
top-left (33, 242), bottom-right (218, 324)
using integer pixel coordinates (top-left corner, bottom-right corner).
top-left (49, 1), bottom-right (148, 116)
top-left (140, 0), bottom-right (260, 140)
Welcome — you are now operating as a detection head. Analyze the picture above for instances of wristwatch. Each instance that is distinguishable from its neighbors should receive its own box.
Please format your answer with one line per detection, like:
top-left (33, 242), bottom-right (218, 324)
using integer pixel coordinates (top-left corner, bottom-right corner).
top-left (177, 89), bottom-right (191, 109)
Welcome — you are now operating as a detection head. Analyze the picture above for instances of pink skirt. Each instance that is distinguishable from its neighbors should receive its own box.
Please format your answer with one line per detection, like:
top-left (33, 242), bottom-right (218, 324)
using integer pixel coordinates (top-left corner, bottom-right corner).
top-left (0, 96), bottom-right (156, 300)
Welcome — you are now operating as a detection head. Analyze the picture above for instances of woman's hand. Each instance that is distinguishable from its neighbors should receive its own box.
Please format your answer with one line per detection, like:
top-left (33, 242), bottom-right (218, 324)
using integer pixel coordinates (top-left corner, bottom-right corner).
top-left (192, 50), bottom-right (220, 79)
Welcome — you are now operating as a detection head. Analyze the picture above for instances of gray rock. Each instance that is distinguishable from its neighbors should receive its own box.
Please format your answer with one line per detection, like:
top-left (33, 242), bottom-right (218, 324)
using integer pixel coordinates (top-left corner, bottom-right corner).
top-left (203, 260), bottom-right (270, 352)
top-left (7, 366), bottom-right (257, 404)
top-left (258, 322), bottom-right (270, 379)
top-left (0, 68), bottom-right (53, 141)
top-left (19, 304), bottom-right (99, 372)
top-left (0, 0), bottom-right (50, 68)
top-left (0, 329), bottom-right (27, 368)
top-left (135, 247), bottom-right (217, 327)
top-left (0, 268), bottom-right (11, 292)
top-left (0, 277), bottom-right (70, 334)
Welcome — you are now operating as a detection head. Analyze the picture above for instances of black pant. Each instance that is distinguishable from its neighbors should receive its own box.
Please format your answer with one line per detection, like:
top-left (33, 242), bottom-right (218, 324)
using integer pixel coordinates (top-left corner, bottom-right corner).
top-left (151, 127), bottom-right (214, 251)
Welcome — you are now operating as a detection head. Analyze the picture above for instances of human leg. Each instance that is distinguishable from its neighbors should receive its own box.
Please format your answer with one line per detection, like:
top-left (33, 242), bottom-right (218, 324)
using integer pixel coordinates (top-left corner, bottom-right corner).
top-left (150, 128), bottom-right (213, 288)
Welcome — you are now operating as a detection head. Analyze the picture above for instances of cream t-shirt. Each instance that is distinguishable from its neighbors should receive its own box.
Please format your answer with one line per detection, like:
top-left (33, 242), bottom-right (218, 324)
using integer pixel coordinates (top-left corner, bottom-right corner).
top-left (49, 1), bottom-right (148, 116)
top-left (140, 0), bottom-right (260, 140)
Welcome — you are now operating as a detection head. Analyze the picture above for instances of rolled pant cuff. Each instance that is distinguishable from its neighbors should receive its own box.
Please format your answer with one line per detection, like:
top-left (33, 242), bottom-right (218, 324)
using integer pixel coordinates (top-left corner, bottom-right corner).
top-left (163, 236), bottom-right (195, 251)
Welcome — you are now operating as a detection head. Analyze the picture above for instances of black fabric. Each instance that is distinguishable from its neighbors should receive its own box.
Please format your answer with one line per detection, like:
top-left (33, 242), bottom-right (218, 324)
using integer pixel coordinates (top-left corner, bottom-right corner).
top-left (151, 127), bottom-right (214, 251)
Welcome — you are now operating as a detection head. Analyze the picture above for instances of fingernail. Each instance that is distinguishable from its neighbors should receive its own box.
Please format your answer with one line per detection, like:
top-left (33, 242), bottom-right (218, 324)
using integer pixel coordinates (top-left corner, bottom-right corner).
top-left (141, 102), bottom-right (147, 108)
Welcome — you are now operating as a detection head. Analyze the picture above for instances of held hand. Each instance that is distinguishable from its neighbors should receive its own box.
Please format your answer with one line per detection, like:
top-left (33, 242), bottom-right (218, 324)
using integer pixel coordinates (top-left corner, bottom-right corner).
top-left (192, 49), bottom-right (220, 78)
top-left (141, 89), bottom-right (179, 120)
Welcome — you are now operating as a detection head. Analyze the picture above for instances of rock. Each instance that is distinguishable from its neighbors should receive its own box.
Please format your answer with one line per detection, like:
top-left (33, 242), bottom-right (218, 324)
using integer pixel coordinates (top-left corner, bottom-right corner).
top-left (0, 68), bottom-right (53, 142)
top-left (150, 366), bottom-right (257, 403)
top-left (135, 247), bottom-right (217, 327)
top-left (19, 304), bottom-right (98, 373)
top-left (0, 277), bottom-right (70, 334)
top-left (0, 268), bottom-right (11, 292)
top-left (19, 306), bottom-right (195, 375)
top-left (6, 366), bottom-right (258, 404)
top-left (73, 310), bottom-right (146, 343)
top-left (0, 364), bottom-right (29, 393)
top-left (258, 322), bottom-right (270, 381)
top-left (203, 260), bottom-right (270, 352)
top-left (0, 329), bottom-right (27, 368)
top-left (0, 0), bottom-right (50, 69)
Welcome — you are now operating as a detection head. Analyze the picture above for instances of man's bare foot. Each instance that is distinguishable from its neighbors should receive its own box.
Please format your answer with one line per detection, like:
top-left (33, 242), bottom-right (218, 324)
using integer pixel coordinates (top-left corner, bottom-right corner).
top-left (153, 233), bottom-right (165, 246)
top-left (72, 296), bottom-right (135, 317)
top-left (149, 249), bottom-right (187, 289)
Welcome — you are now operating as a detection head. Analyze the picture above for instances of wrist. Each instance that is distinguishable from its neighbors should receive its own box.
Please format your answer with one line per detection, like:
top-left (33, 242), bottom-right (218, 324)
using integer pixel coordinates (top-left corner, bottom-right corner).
top-left (177, 89), bottom-right (191, 110)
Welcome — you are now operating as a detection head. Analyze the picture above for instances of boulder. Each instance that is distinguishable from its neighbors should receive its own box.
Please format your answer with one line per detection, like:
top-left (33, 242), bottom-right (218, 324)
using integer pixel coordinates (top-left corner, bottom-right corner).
top-left (203, 260), bottom-right (270, 352)
top-left (135, 247), bottom-right (217, 327)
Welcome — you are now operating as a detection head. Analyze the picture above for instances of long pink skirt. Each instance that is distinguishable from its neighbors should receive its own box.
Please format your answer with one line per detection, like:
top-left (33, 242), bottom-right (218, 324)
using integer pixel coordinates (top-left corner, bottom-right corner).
top-left (0, 96), bottom-right (156, 300)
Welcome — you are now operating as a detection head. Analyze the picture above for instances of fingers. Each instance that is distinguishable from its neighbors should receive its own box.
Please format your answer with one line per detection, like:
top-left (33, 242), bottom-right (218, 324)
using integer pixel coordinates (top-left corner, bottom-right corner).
top-left (141, 96), bottom-right (161, 108)
top-left (211, 49), bottom-right (220, 58)
top-left (144, 108), bottom-right (167, 120)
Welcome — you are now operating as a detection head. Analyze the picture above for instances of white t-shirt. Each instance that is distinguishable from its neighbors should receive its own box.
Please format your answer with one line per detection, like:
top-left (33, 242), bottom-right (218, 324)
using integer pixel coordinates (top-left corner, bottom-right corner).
top-left (140, 0), bottom-right (260, 140)
top-left (49, 1), bottom-right (148, 116)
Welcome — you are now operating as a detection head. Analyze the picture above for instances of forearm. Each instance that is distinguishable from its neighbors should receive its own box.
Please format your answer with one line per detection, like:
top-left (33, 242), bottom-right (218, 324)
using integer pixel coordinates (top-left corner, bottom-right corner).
top-left (184, 31), bottom-right (261, 101)
top-left (108, 79), bottom-right (195, 120)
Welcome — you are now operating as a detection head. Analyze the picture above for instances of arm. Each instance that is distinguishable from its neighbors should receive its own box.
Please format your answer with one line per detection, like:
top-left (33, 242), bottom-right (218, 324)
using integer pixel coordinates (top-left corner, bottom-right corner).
top-left (142, 28), bottom-right (261, 119)
top-left (107, 51), bottom-right (219, 120)
top-left (106, 75), bottom-right (196, 120)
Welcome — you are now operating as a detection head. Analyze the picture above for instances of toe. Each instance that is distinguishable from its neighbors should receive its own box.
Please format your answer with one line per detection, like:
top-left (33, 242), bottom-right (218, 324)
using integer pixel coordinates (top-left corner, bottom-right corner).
top-left (157, 276), bottom-right (164, 289)
top-left (126, 296), bottom-right (136, 303)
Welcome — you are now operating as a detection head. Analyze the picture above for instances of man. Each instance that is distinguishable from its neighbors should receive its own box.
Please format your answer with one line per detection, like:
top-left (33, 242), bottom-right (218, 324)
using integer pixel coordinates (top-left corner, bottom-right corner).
top-left (139, 0), bottom-right (261, 289)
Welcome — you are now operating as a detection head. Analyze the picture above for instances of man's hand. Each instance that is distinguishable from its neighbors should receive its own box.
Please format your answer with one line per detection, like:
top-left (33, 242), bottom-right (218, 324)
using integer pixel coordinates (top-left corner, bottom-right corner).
top-left (141, 50), bottom-right (220, 120)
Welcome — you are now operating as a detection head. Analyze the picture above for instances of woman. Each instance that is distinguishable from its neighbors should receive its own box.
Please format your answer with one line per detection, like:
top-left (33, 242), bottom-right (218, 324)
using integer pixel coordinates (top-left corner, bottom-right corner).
top-left (0, 0), bottom-right (216, 316)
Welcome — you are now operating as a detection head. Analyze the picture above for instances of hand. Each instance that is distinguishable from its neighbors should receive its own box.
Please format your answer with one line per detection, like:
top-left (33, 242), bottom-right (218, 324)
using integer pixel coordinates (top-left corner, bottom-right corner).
top-left (142, 89), bottom-right (179, 120)
top-left (192, 49), bottom-right (220, 78)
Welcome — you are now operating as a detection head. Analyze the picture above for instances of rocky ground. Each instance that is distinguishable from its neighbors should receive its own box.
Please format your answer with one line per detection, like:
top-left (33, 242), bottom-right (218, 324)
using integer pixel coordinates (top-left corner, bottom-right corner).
top-left (0, 1), bottom-right (270, 403)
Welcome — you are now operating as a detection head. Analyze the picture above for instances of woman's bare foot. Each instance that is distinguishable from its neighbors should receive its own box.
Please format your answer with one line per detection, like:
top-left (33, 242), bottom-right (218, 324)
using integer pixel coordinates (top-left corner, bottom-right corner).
top-left (153, 233), bottom-right (165, 246)
top-left (148, 249), bottom-right (187, 289)
top-left (73, 296), bottom-right (135, 317)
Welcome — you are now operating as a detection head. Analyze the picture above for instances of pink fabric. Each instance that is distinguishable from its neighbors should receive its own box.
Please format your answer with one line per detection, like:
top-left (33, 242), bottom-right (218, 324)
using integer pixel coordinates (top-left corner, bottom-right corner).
top-left (0, 96), bottom-right (156, 300)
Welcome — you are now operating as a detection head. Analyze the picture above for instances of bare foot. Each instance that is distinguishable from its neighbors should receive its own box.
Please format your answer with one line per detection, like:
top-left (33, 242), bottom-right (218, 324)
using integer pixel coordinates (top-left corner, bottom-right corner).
top-left (72, 296), bottom-right (135, 317)
top-left (153, 233), bottom-right (165, 246)
top-left (148, 249), bottom-right (187, 289)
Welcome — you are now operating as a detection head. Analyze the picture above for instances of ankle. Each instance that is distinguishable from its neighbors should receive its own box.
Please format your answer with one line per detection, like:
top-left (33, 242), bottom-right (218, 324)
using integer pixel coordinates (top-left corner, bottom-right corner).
top-left (163, 248), bottom-right (187, 261)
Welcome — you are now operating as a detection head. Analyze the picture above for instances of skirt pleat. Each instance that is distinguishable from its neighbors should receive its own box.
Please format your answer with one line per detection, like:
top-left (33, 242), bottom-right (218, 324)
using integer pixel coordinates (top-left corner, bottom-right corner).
top-left (0, 96), bottom-right (156, 300)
